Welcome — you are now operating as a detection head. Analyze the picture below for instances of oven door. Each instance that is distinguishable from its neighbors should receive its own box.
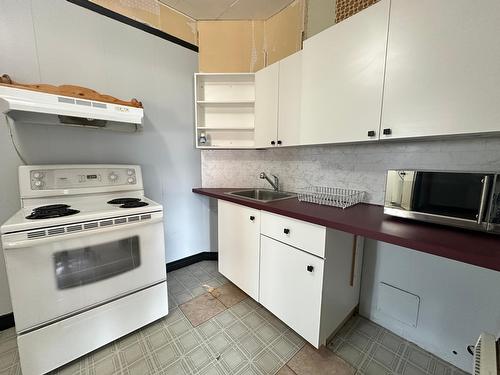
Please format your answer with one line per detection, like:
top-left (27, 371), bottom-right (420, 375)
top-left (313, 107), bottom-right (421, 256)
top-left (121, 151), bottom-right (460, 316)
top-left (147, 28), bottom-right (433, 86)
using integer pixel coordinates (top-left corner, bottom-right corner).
top-left (3, 219), bottom-right (166, 333)
top-left (385, 170), bottom-right (493, 229)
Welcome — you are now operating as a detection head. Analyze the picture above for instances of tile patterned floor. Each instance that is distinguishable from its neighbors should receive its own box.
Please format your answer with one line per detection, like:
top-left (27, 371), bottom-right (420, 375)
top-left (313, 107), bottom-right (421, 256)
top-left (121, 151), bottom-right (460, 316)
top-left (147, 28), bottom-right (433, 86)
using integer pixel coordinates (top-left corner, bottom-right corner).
top-left (327, 315), bottom-right (470, 375)
top-left (167, 261), bottom-right (229, 308)
top-left (0, 261), bottom-right (470, 375)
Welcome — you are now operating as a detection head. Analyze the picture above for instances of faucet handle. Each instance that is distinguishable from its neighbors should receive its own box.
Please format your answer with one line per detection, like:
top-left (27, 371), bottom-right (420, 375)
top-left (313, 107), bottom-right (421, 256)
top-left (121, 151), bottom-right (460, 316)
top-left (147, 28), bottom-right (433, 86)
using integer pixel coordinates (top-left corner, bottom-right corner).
top-left (272, 174), bottom-right (279, 191)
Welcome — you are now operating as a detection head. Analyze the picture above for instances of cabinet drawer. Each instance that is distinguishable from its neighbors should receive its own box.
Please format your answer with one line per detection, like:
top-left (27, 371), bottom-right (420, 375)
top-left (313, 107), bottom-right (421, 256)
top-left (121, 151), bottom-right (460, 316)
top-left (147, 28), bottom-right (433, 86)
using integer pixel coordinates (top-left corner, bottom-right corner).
top-left (261, 211), bottom-right (326, 258)
top-left (259, 235), bottom-right (324, 347)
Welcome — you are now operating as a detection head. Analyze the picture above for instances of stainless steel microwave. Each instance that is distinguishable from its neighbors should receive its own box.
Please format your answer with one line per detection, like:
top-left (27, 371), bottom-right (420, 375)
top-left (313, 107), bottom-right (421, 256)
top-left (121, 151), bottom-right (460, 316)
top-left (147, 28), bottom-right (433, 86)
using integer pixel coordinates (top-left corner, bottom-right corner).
top-left (384, 170), bottom-right (500, 233)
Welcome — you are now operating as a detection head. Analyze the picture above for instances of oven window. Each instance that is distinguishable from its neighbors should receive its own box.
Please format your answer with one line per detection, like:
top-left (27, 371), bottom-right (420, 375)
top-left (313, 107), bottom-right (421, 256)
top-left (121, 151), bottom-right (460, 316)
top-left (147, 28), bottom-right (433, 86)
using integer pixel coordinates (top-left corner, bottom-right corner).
top-left (412, 172), bottom-right (486, 220)
top-left (54, 236), bottom-right (141, 289)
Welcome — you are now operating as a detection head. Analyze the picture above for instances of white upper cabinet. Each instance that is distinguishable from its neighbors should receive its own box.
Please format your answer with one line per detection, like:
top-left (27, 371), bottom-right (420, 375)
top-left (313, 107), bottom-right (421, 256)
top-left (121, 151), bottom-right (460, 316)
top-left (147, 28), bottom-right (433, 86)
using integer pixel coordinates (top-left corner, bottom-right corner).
top-left (255, 63), bottom-right (279, 148)
top-left (381, 0), bottom-right (500, 139)
top-left (278, 51), bottom-right (302, 147)
top-left (300, 0), bottom-right (390, 145)
top-left (255, 51), bottom-right (303, 148)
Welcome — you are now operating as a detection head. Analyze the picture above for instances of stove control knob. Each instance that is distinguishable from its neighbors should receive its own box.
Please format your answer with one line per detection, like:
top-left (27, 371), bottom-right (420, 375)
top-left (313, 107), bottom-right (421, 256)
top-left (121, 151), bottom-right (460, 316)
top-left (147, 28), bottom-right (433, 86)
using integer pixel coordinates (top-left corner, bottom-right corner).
top-left (33, 172), bottom-right (44, 179)
top-left (127, 177), bottom-right (135, 184)
top-left (127, 169), bottom-right (135, 176)
top-left (34, 180), bottom-right (44, 188)
top-left (108, 173), bottom-right (118, 182)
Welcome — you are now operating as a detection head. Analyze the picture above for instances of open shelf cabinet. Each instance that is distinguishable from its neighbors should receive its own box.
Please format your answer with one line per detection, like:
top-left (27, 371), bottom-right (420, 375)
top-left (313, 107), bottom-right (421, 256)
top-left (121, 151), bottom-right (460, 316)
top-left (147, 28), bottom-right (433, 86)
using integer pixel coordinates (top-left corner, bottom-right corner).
top-left (195, 73), bottom-right (256, 149)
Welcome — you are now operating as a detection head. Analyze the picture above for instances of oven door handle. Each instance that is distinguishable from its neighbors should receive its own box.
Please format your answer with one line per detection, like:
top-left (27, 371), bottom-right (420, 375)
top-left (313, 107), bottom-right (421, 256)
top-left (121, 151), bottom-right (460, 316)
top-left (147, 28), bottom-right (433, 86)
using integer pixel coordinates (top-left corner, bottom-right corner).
top-left (2, 217), bottom-right (163, 249)
top-left (477, 175), bottom-right (491, 225)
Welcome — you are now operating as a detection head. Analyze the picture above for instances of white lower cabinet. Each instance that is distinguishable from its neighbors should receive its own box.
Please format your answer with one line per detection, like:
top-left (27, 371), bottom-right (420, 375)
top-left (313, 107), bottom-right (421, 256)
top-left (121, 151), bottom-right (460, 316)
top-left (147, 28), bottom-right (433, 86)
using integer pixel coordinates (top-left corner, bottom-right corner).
top-left (259, 221), bottom-right (364, 348)
top-left (217, 200), bottom-right (364, 348)
top-left (217, 200), bottom-right (260, 300)
top-left (259, 235), bottom-right (324, 345)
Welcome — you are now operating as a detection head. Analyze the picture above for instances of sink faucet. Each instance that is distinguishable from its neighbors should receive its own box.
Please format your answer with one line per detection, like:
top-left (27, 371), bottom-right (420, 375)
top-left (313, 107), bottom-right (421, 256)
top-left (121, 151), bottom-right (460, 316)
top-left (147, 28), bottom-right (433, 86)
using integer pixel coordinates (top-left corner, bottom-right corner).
top-left (260, 172), bottom-right (279, 191)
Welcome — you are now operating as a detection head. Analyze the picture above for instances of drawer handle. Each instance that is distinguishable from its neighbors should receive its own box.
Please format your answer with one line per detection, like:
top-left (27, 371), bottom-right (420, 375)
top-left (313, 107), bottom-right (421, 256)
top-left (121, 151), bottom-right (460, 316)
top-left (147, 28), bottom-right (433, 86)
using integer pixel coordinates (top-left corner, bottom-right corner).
top-left (250, 216), bottom-right (255, 221)
top-left (283, 228), bottom-right (290, 235)
top-left (307, 265), bottom-right (314, 272)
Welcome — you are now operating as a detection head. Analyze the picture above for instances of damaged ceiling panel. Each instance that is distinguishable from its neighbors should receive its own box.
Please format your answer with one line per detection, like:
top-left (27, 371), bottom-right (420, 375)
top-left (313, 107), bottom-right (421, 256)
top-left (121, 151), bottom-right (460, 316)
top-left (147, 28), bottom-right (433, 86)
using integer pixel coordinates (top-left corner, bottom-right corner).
top-left (158, 0), bottom-right (294, 20)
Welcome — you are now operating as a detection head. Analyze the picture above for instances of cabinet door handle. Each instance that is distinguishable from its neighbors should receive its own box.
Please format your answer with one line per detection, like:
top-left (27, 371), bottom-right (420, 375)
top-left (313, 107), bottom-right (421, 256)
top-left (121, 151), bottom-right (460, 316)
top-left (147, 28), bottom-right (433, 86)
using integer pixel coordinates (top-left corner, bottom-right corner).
top-left (307, 265), bottom-right (314, 272)
top-left (383, 128), bottom-right (392, 135)
top-left (367, 130), bottom-right (376, 137)
top-left (271, 140), bottom-right (276, 145)
top-left (283, 228), bottom-right (290, 235)
top-left (277, 140), bottom-right (282, 145)
top-left (250, 216), bottom-right (255, 221)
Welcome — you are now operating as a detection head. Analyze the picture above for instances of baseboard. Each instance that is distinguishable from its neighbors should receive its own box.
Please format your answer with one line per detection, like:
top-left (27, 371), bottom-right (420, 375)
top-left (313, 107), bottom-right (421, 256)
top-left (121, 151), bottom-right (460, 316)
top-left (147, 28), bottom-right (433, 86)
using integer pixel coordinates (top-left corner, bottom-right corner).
top-left (166, 252), bottom-right (218, 273)
top-left (0, 313), bottom-right (14, 331)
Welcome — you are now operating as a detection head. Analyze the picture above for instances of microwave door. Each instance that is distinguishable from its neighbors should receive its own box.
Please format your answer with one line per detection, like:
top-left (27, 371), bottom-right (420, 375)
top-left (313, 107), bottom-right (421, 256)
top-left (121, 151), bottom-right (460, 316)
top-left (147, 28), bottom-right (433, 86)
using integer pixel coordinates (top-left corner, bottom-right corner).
top-left (411, 172), bottom-right (492, 222)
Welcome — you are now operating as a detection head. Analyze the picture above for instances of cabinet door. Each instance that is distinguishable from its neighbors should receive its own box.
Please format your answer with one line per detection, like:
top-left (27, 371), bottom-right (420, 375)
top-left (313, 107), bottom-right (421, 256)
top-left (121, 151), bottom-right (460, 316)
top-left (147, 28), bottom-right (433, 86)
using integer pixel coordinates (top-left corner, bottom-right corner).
top-left (255, 63), bottom-right (279, 148)
top-left (300, 0), bottom-right (389, 145)
top-left (218, 200), bottom-right (260, 300)
top-left (278, 51), bottom-right (302, 147)
top-left (259, 235), bottom-right (324, 347)
top-left (381, 0), bottom-right (500, 139)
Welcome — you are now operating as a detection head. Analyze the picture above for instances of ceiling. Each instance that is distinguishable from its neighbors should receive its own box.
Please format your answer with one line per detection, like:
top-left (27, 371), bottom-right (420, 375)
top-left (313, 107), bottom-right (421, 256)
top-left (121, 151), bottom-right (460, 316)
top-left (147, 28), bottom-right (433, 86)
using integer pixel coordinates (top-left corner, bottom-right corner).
top-left (158, 0), bottom-right (295, 20)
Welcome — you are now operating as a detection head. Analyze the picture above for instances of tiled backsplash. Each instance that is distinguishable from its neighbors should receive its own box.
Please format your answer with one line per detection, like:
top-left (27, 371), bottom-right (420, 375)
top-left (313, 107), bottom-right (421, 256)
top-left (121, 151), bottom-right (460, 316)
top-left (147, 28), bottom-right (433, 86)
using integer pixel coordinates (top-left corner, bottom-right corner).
top-left (201, 137), bottom-right (500, 205)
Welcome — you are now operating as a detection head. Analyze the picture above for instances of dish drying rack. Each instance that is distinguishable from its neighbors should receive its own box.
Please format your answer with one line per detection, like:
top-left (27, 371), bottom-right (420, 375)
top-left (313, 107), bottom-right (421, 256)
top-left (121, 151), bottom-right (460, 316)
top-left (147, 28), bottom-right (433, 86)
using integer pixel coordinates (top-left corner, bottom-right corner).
top-left (297, 186), bottom-right (365, 209)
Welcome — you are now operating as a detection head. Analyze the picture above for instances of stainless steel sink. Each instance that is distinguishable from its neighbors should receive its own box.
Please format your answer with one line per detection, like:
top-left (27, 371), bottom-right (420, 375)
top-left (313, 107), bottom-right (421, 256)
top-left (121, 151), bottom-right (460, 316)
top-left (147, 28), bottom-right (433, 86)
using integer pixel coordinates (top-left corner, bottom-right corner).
top-left (226, 189), bottom-right (296, 203)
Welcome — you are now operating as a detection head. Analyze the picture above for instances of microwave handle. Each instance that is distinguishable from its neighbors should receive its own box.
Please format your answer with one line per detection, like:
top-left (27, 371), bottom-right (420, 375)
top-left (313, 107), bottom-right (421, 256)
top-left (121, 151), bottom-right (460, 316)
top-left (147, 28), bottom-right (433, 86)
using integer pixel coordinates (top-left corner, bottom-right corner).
top-left (477, 175), bottom-right (491, 224)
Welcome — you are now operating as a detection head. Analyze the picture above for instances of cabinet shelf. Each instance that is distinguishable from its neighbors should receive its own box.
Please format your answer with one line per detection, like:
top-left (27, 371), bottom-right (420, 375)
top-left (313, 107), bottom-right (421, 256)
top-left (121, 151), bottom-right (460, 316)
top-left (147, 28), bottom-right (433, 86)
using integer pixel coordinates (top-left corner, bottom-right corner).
top-left (197, 145), bottom-right (256, 149)
top-left (195, 73), bottom-right (256, 149)
top-left (197, 126), bottom-right (255, 131)
top-left (197, 100), bottom-right (255, 106)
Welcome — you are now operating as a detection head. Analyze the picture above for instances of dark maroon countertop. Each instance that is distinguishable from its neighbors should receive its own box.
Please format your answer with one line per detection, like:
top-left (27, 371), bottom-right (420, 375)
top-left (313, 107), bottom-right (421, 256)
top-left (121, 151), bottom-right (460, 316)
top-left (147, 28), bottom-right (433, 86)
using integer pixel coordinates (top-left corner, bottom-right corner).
top-left (193, 188), bottom-right (500, 273)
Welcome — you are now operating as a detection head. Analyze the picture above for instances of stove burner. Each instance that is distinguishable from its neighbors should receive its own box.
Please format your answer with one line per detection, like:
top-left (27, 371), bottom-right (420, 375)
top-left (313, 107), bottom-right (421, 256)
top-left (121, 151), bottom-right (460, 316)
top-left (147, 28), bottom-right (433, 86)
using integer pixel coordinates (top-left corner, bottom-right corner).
top-left (108, 198), bottom-right (141, 205)
top-left (26, 204), bottom-right (80, 220)
top-left (33, 204), bottom-right (70, 212)
top-left (120, 201), bottom-right (149, 208)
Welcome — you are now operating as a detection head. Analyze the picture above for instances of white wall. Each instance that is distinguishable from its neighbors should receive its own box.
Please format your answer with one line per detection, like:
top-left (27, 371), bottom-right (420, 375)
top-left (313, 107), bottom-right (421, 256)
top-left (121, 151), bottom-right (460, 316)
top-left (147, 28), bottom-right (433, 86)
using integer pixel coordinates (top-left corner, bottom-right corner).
top-left (0, 0), bottom-right (210, 315)
top-left (360, 240), bottom-right (500, 372)
top-left (201, 139), bottom-right (500, 372)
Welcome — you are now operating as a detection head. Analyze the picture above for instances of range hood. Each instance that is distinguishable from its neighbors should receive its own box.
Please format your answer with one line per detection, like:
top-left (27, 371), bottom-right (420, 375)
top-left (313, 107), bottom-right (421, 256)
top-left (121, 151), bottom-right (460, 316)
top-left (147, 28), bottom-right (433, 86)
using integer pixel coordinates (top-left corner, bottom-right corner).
top-left (0, 85), bottom-right (143, 132)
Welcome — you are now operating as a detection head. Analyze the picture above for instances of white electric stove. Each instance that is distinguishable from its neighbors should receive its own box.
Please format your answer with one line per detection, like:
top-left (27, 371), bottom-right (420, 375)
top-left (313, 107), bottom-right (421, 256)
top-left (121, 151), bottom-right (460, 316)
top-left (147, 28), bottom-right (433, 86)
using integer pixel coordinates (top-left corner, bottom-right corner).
top-left (0, 165), bottom-right (168, 375)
